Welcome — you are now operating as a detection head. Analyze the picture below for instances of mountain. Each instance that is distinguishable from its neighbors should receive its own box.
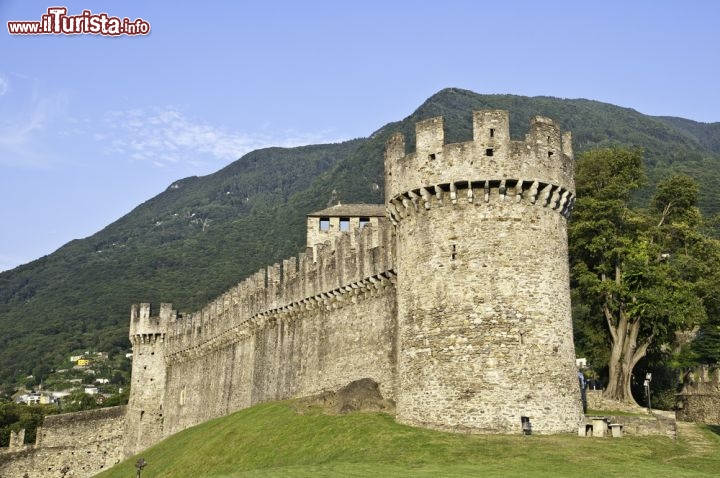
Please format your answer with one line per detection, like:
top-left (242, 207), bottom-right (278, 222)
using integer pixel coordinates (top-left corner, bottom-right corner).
top-left (1, 88), bottom-right (719, 386)
top-left (655, 116), bottom-right (720, 155)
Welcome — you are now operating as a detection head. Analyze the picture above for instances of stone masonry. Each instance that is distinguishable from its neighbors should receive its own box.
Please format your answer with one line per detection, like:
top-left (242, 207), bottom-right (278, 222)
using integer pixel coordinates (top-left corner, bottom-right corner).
top-left (123, 110), bottom-right (583, 457)
top-left (386, 111), bottom-right (581, 432)
top-left (676, 365), bottom-right (720, 425)
top-left (0, 407), bottom-right (125, 478)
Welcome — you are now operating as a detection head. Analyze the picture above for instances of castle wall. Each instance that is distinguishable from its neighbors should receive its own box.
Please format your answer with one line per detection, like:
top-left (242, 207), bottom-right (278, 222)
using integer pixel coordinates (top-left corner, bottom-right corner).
top-left (0, 407), bottom-right (125, 478)
top-left (126, 221), bottom-right (397, 450)
top-left (677, 366), bottom-right (720, 425)
top-left (162, 284), bottom-right (397, 435)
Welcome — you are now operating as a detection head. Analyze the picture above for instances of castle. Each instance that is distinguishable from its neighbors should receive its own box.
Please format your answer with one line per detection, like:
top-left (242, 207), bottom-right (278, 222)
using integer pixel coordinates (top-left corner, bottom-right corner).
top-left (124, 109), bottom-right (584, 455)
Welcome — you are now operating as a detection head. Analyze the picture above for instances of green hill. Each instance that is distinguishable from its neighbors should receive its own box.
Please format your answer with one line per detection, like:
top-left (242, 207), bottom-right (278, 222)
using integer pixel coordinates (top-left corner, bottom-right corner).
top-left (95, 400), bottom-right (720, 478)
top-left (2, 88), bottom-right (720, 386)
top-left (655, 116), bottom-right (720, 154)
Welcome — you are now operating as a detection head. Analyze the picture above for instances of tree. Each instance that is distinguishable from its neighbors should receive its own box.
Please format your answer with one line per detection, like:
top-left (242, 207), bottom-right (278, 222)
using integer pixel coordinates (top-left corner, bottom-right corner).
top-left (0, 402), bottom-right (55, 446)
top-left (570, 149), bottom-right (708, 404)
top-left (693, 316), bottom-right (720, 364)
top-left (651, 176), bottom-right (720, 367)
top-left (652, 174), bottom-right (700, 227)
top-left (62, 390), bottom-right (97, 412)
top-left (103, 388), bottom-right (130, 407)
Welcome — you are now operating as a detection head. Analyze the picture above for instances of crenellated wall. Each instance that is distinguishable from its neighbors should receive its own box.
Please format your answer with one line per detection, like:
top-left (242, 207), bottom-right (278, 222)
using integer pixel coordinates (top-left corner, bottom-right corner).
top-left (162, 280), bottom-right (397, 435)
top-left (163, 219), bottom-right (393, 358)
top-left (125, 220), bottom-right (397, 454)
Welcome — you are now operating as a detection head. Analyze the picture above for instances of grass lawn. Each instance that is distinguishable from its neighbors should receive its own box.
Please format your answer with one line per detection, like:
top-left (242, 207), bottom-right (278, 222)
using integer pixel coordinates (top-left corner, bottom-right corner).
top-left (97, 402), bottom-right (720, 478)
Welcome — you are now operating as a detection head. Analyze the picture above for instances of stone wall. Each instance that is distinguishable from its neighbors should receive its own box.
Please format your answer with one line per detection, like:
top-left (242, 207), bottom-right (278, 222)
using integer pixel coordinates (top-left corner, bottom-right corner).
top-left (125, 220), bottom-right (397, 455)
top-left (585, 413), bottom-right (677, 439)
top-left (676, 366), bottom-right (720, 425)
top-left (163, 283), bottom-right (397, 436)
top-left (0, 407), bottom-right (125, 478)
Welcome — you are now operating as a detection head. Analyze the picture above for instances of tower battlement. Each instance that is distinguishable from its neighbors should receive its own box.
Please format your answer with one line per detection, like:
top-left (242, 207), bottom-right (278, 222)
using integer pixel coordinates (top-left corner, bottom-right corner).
top-left (385, 111), bottom-right (574, 217)
top-left (129, 302), bottom-right (175, 342)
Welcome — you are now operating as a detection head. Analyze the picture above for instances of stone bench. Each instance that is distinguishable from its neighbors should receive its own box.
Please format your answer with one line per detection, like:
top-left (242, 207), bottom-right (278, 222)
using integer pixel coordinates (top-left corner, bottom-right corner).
top-left (609, 423), bottom-right (624, 438)
top-left (590, 416), bottom-right (609, 437)
top-left (579, 420), bottom-right (623, 438)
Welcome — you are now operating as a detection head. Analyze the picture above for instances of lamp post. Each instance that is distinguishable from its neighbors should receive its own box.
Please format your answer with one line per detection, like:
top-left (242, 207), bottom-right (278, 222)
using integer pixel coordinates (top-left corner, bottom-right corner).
top-left (643, 373), bottom-right (652, 412)
top-left (135, 458), bottom-right (147, 478)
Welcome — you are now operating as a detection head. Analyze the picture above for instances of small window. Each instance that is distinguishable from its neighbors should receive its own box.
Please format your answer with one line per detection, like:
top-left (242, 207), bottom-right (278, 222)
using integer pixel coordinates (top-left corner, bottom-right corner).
top-left (485, 148), bottom-right (494, 157)
top-left (340, 217), bottom-right (350, 231)
top-left (548, 151), bottom-right (554, 157)
top-left (319, 217), bottom-right (330, 231)
top-left (359, 217), bottom-right (370, 228)
top-left (451, 244), bottom-right (457, 260)
top-left (490, 128), bottom-right (495, 138)
top-left (521, 416), bottom-right (532, 435)
top-left (429, 153), bottom-right (436, 160)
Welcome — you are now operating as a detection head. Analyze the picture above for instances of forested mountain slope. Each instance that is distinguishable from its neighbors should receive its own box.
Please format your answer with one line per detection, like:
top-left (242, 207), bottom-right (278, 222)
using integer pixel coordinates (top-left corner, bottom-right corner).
top-left (1, 88), bottom-right (718, 385)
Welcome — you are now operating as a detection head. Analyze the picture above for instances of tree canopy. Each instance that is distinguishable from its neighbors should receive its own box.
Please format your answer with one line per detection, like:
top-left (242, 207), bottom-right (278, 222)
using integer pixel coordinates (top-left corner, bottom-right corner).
top-left (570, 148), bottom-right (720, 403)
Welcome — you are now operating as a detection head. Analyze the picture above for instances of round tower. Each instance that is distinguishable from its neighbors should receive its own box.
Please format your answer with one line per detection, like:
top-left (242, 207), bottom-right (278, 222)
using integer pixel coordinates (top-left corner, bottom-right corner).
top-left (385, 110), bottom-right (583, 434)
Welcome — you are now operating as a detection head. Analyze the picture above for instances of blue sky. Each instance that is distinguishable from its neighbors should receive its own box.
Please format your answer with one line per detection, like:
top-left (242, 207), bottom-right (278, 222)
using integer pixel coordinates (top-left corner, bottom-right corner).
top-left (0, 0), bottom-right (718, 272)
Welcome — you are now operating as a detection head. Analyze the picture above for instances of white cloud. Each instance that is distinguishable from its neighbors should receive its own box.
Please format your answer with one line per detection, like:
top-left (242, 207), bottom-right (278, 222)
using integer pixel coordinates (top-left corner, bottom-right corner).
top-left (0, 76), bottom-right (7, 96)
top-left (0, 77), bottom-right (69, 168)
top-left (98, 107), bottom-right (341, 168)
top-left (0, 79), bottom-right (342, 173)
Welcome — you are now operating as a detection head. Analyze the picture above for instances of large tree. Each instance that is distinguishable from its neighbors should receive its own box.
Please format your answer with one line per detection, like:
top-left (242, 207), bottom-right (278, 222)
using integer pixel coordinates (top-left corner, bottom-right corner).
top-left (570, 149), bottom-right (708, 404)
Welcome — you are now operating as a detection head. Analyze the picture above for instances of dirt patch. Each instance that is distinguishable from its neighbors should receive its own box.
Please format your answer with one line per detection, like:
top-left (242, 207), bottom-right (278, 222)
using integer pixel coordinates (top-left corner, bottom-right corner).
top-left (293, 378), bottom-right (395, 415)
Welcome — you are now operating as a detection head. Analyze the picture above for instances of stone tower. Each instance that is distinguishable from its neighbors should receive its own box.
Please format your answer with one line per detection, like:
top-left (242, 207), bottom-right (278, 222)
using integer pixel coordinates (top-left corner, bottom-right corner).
top-left (385, 110), bottom-right (583, 433)
top-left (123, 303), bottom-right (174, 456)
top-left (305, 203), bottom-right (387, 252)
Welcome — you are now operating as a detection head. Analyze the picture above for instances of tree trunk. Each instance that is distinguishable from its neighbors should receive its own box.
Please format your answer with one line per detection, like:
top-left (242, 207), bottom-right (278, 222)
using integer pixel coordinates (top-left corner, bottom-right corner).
top-left (604, 307), bottom-right (634, 403)
top-left (600, 266), bottom-right (654, 405)
top-left (603, 308), bottom-right (653, 405)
